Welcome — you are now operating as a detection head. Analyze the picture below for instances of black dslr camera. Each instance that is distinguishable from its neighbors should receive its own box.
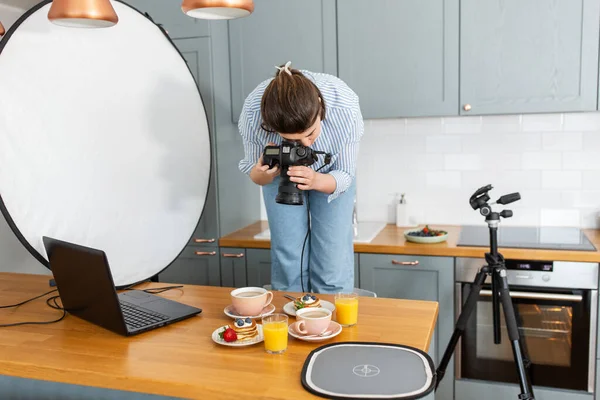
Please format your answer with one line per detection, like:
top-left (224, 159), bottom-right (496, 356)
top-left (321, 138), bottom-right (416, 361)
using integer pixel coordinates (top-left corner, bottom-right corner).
top-left (262, 140), bottom-right (331, 206)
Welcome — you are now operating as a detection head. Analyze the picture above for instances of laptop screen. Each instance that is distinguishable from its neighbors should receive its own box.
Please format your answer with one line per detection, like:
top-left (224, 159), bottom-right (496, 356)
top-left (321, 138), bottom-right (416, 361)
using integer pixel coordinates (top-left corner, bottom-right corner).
top-left (43, 237), bottom-right (126, 335)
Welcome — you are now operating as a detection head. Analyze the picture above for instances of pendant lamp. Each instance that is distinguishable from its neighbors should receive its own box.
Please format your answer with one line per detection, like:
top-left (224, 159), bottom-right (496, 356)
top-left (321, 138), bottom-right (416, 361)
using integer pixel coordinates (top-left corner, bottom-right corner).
top-left (48, 0), bottom-right (118, 28)
top-left (182, 0), bottom-right (254, 20)
top-left (0, 21), bottom-right (5, 36)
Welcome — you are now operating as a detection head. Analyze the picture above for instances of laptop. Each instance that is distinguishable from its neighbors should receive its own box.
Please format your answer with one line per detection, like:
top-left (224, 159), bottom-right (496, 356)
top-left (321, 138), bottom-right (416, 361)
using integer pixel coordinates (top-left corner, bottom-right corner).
top-left (42, 236), bottom-right (201, 336)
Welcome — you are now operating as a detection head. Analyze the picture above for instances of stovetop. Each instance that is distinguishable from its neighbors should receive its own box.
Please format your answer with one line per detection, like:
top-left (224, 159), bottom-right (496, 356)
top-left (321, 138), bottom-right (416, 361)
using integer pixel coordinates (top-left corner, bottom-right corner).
top-left (457, 226), bottom-right (597, 251)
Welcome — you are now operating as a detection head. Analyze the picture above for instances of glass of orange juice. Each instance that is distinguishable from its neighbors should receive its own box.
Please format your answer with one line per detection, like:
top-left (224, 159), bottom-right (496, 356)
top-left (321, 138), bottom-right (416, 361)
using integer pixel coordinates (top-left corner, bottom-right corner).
top-left (262, 313), bottom-right (288, 354)
top-left (335, 292), bottom-right (358, 327)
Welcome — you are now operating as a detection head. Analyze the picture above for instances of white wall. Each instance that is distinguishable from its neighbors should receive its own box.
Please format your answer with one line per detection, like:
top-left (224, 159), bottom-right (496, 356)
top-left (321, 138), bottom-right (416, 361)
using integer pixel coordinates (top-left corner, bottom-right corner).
top-left (0, 4), bottom-right (50, 274)
top-left (0, 3), bottom-right (26, 29)
top-left (260, 112), bottom-right (600, 228)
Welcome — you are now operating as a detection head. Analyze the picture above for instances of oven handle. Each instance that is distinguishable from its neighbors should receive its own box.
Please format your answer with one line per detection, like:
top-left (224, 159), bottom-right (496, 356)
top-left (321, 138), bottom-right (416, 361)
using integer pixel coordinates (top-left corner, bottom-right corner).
top-left (479, 289), bottom-right (582, 302)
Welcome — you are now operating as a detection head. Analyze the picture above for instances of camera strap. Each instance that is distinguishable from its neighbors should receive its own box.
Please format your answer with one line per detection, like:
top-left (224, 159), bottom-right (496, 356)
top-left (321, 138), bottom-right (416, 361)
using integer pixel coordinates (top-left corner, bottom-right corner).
top-left (313, 150), bottom-right (332, 170)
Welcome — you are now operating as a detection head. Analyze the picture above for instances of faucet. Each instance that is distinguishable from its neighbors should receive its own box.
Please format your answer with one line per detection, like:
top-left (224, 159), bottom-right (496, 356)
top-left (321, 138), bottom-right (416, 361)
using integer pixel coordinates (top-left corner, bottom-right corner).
top-left (352, 197), bottom-right (358, 237)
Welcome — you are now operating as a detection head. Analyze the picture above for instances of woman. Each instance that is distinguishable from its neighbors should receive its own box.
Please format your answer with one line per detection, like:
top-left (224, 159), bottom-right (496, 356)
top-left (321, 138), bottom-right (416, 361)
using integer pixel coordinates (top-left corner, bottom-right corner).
top-left (238, 62), bottom-right (364, 294)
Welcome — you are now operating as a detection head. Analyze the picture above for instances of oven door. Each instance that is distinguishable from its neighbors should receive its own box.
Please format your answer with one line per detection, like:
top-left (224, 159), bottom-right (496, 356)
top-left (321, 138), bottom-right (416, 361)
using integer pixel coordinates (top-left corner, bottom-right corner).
top-left (457, 283), bottom-right (597, 392)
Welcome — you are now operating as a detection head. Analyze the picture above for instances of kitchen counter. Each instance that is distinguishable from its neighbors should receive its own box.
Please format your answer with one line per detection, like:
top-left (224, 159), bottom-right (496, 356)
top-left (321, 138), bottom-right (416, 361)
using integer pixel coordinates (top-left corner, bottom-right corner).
top-left (220, 221), bottom-right (600, 263)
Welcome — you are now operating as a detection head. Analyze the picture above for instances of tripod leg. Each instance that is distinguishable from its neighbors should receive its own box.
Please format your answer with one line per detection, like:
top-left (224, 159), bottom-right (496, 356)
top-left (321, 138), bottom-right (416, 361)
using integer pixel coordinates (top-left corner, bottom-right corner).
top-left (435, 267), bottom-right (488, 391)
top-left (497, 269), bottom-right (535, 400)
top-left (492, 271), bottom-right (501, 344)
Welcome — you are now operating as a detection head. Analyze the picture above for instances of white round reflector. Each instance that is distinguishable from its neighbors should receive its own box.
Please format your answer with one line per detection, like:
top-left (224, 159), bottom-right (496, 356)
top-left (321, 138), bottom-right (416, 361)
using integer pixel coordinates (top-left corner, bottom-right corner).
top-left (0, 0), bottom-right (211, 287)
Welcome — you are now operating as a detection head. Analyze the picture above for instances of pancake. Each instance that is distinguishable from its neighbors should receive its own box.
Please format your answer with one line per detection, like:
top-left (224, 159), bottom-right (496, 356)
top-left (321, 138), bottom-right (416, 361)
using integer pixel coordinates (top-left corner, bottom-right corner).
top-left (228, 318), bottom-right (258, 341)
top-left (295, 294), bottom-right (322, 310)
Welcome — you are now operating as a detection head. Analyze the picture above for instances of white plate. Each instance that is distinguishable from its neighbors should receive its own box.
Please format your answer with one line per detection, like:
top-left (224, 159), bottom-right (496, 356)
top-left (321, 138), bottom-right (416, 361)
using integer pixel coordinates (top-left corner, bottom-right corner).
top-left (211, 324), bottom-right (264, 347)
top-left (223, 303), bottom-right (276, 319)
top-left (404, 228), bottom-right (448, 244)
top-left (283, 300), bottom-right (335, 317)
top-left (288, 321), bottom-right (342, 342)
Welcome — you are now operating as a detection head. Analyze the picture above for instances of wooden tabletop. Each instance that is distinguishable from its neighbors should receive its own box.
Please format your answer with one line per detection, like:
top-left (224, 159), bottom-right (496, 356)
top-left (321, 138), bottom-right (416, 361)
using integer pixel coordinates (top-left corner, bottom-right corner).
top-left (0, 273), bottom-right (438, 400)
top-left (219, 221), bottom-right (600, 263)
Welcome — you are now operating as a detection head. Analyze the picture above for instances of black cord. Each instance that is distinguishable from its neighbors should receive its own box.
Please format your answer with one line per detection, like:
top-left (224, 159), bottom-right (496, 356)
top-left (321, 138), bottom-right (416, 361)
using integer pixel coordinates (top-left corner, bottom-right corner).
top-left (0, 289), bottom-right (57, 309)
top-left (0, 290), bottom-right (66, 327)
top-left (142, 285), bottom-right (184, 294)
top-left (300, 193), bottom-right (311, 293)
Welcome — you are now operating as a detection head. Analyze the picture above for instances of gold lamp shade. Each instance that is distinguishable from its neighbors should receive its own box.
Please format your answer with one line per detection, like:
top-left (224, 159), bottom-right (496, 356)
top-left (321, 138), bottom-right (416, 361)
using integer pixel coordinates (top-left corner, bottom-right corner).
top-left (0, 21), bottom-right (5, 36)
top-left (48, 0), bottom-right (119, 28)
top-left (182, 0), bottom-right (254, 20)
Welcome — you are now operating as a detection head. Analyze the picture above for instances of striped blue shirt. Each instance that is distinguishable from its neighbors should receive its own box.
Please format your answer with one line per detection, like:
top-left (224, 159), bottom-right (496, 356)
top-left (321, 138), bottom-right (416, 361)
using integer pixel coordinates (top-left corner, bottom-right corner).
top-left (238, 70), bottom-right (364, 202)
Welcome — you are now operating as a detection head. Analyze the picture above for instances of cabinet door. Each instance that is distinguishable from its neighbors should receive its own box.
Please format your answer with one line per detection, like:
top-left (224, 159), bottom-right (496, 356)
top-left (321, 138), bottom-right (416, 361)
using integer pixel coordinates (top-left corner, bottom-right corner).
top-left (354, 253), bottom-right (360, 289)
top-left (228, 0), bottom-right (337, 123)
top-left (124, 0), bottom-right (210, 39)
top-left (360, 254), bottom-right (454, 400)
top-left (460, 0), bottom-right (600, 115)
top-left (171, 37), bottom-right (219, 247)
top-left (337, 0), bottom-right (459, 119)
top-left (246, 249), bottom-right (272, 288)
top-left (159, 246), bottom-right (220, 285)
top-left (220, 248), bottom-right (247, 288)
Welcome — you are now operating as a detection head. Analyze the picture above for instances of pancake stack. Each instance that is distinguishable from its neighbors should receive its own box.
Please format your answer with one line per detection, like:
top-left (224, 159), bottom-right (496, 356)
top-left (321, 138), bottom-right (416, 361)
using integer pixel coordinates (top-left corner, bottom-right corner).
top-left (228, 318), bottom-right (259, 341)
top-left (295, 293), bottom-right (321, 310)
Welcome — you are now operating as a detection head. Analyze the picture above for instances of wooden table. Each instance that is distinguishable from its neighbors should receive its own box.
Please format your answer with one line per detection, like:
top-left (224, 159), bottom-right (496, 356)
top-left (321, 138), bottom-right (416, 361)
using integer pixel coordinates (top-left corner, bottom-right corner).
top-left (0, 272), bottom-right (438, 399)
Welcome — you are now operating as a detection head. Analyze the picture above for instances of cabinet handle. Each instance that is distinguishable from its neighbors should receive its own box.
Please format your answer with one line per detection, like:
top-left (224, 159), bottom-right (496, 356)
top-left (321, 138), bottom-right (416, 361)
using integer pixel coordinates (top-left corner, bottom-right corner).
top-left (391, 260), bottom-right (420, 266)
top-left (463, 104), bottom-right (472, 111)
top-left (222, 253), bottom-right (244, 258)
top-left (195, 251), bottom-right (216, 256)
top-left (194, 238), bottom-right (215, 243)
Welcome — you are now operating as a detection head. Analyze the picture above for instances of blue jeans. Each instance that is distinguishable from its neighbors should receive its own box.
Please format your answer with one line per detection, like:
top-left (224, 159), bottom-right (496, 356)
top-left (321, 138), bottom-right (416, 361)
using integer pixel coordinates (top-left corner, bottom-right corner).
top-left (262, 176), bottom-right (355, 294)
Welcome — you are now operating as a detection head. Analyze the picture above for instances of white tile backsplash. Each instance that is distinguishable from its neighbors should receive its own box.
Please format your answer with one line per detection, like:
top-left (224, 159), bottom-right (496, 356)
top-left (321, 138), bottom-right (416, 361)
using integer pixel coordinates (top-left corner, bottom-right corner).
top-left (425, 135), bottom-right (461, 153)
top-left (542, 132), bottom-right (583, 151)
top-left (522, 113), bottom-right (563, 132)
top-left (564, 113), bottom-right (600, 131)
top-left (522, 152), bottom-right (562, 170)
top-left (443, 116), bottom-right (482, 134)
top-left (540, 209), bottom-right (581, 227)
top-left (542, 171), bottom-right (582, 190)
top-left (259, 112), bottom-right (600, 228)
top-left (444, 154), bottom-right (482, 171)
top-left (353, 111), bottom-right (600, 228)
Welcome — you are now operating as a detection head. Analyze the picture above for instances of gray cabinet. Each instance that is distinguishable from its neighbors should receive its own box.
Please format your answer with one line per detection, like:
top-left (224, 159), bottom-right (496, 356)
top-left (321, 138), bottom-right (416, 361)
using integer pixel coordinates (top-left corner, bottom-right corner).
top-left (246, 248), bottom-right (272, 288)
top-left (124, 0), bottom-right (210, 39)
top-left (170, 37), bottom-right (219, 247)
top-left (460, 0), bottom-right (600, 115)
top-left (159, 246), bottom-right (220, 285)
top-left (337, 0), bottom-right (459, 119)
top-left (220, 248), bottom-right (247, 288)
top-left (354, 253), bottom-right (360, 288)
top-left (359, 253), bottom-right (454, 400)
top-left (228, 0), bottom-right (337, 122)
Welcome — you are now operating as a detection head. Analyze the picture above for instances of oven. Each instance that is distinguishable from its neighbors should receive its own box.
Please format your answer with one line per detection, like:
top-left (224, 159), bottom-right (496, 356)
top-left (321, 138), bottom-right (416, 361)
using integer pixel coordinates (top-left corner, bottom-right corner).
top-left (455, 257), bottom-right (598, 393)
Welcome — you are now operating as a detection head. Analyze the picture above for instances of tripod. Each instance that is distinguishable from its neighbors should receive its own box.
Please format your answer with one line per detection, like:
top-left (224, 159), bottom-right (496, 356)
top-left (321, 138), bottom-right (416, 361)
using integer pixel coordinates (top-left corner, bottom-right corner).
top-left (435, 185), bottom-right (535, 400)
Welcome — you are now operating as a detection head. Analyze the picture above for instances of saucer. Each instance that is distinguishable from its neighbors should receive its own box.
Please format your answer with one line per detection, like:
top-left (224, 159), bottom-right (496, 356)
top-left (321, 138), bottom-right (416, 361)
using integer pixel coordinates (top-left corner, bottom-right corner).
top-left (288, 321), bottom-right (342, 342)
top-left (212, 324), bottom-right (264, 347)
top-left (224, 303), bottom-right (276, 319)
top-left (283, 300), bottom-right (335, 317)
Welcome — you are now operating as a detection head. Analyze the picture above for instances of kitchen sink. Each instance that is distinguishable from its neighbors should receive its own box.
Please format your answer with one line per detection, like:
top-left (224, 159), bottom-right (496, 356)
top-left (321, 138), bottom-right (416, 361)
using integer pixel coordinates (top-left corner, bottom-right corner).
top-left (253, 221), bottom-right (386, 243)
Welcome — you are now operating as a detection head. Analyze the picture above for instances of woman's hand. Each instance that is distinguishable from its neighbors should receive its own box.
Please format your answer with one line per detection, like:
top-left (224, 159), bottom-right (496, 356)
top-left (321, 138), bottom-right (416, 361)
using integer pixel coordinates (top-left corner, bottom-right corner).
top-left (249, 142), bottom-right (279, 186)
top-left (250, 157), bottom-right (279, 186)
top-left (288, 166), bottom-right (335, 194)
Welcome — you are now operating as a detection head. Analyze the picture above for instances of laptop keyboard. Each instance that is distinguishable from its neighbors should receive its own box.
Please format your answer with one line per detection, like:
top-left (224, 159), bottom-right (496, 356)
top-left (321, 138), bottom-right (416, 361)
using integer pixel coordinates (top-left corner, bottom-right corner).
top-left (120, 301), bottom-right (169, 330)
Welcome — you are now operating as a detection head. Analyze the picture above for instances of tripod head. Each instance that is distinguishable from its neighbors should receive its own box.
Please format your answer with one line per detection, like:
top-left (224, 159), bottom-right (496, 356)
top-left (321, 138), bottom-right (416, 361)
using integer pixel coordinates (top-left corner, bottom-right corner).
top-left (469, 184), bottom-right (521, 224)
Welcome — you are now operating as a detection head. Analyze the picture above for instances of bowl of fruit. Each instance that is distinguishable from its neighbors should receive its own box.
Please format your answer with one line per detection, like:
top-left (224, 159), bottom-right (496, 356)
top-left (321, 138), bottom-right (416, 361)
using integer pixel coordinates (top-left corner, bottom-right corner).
top-left (404, 225), bottom-right (448, 244)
